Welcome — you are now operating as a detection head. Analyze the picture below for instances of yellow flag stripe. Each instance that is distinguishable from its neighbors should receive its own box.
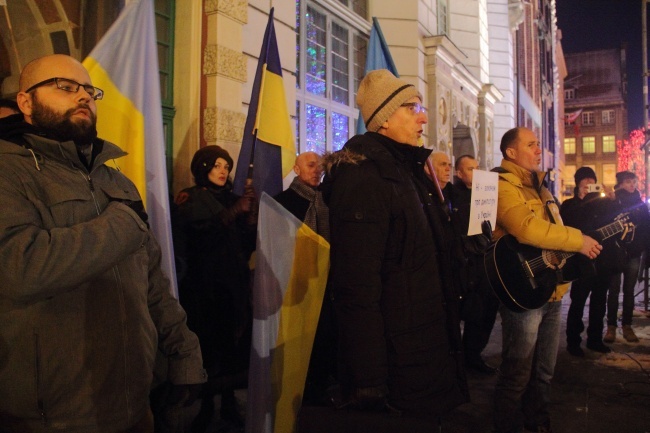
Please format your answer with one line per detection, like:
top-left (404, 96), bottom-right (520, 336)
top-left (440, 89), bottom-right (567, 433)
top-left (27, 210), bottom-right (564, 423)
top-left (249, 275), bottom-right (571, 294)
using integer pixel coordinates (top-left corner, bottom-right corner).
top-left (271, 224), bottom-right (330, 433)
top-left (256, 67), bottom-right (296, 178)
top-left (82, 57), bottom-right (147, 203)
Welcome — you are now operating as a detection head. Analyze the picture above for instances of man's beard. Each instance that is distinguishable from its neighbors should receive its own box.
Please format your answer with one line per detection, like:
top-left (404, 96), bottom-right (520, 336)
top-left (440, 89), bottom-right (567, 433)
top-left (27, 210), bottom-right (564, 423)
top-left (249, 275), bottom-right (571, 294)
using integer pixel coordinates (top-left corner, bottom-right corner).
top-left (31, 93), bottom-right (98, 146)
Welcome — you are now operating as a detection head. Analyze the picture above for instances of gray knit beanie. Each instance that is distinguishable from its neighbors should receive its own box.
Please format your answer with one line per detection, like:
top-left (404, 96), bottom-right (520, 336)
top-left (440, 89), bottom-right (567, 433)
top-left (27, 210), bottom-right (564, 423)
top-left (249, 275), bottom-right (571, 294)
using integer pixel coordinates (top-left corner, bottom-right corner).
top-left (356, 69), bottom-right (422, 132)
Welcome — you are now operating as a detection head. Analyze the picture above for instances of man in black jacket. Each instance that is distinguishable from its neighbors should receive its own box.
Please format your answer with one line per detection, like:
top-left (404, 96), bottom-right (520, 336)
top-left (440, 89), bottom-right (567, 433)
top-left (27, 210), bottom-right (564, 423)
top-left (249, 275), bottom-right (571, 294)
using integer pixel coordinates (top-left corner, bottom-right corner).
top-left (321, 69), bottom-right (467, 423)
top-left (560, 166), bottom-right (620, 356)
top-left (451, 155), bottom-right (499, 374)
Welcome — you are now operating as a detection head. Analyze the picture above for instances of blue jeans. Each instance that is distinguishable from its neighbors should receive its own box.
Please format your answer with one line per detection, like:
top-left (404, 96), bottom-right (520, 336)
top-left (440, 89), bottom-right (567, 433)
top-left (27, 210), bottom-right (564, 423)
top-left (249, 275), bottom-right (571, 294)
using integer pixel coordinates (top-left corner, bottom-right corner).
top-left (607, 255), bottom-right (641, 326)
top-left (494, 301), bottom-right (562, 433)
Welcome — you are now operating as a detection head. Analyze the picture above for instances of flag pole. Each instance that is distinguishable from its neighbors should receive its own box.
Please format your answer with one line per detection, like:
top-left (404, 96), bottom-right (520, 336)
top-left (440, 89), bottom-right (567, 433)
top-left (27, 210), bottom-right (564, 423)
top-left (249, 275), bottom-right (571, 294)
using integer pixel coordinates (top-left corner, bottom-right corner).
top-left (2, 3), bottom-right (22, 72)
top-left (247, 7), bottom-right (276, 183)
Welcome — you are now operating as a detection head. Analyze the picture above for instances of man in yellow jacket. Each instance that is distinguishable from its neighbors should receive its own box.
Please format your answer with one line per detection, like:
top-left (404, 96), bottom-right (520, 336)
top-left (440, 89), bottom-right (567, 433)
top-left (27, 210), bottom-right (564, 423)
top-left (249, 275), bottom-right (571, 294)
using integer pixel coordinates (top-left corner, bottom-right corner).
top-left (492, 127), bottom-right (601, 433)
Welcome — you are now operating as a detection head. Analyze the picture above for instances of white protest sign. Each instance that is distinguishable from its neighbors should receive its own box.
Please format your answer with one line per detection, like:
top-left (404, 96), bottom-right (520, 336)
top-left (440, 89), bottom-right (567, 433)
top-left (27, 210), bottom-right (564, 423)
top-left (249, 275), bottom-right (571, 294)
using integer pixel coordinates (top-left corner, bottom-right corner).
top-left (467, 169), bottom-right (498, 236)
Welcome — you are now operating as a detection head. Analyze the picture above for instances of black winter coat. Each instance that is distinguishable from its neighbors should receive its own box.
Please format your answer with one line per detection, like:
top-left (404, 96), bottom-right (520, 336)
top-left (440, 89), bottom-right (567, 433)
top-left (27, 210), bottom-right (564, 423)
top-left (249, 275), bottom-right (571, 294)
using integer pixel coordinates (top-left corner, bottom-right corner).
top-left (321, 132), bottom-right (468, 418)
top-left (173, 184), bottom-right (256, 378)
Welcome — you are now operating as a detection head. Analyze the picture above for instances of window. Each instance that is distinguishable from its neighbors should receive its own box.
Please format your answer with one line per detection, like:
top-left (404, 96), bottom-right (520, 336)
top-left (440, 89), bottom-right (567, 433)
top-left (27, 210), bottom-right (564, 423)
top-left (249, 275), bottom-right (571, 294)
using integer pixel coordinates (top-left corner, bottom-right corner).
top-left (602, 163), bottom-right (617, 186)
top-left (336, 0), bottom-right (367, 18)
top-left (602, 135), bottom-right (616, 153)
top-left (564, 88), bottom-right (574, 100)
top-left (155, 0), bottom-right (175, 185)
top-left (601, 109), bottom-right (615, 125)
top-left (564, 138), bottom-right (576, 154)
top-left (581, 111), bottom-right (594, 126)
top-left (438, 0), bottom-right (449, 35)
top-left (565, 164), bottom-right (576, 186)
top-left (582, 136), bottom-right (595, 153)
top-left (296, 1), bottom-right (369, 153)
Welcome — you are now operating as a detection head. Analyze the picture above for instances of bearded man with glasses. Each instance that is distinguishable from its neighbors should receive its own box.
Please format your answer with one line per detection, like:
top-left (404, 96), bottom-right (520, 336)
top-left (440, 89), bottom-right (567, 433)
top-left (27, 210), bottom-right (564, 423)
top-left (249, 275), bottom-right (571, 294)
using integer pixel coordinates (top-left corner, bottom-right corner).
top-left (0, 54), bottom-right (206, 433)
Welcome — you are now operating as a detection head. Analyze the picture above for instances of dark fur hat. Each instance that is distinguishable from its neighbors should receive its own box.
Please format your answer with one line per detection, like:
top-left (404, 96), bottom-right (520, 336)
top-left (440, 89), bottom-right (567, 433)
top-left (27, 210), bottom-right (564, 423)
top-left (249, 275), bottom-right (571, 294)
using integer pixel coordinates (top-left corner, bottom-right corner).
top-left (190, 145), bottom-right (234, 187)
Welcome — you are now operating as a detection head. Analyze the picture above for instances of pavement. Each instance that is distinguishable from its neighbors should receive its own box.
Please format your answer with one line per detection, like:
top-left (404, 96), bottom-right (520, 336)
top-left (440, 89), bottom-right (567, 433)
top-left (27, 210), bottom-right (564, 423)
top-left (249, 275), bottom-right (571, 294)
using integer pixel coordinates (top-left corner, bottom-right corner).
top-left (186, 278), bottom-right (650, 433)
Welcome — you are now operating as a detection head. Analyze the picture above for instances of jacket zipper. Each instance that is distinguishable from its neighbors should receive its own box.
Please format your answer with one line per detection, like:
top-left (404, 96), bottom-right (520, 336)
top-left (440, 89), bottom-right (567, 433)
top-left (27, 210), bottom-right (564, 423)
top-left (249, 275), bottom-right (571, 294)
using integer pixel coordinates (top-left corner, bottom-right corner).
top-left (34, 333), bottom-right (47, 426)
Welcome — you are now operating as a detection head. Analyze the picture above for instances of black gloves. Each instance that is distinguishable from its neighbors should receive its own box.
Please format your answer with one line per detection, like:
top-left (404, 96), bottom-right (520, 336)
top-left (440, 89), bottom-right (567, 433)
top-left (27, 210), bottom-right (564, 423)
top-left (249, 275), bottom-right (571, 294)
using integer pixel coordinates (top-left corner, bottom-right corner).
top-left (220, 185), bottom-right (258, 226)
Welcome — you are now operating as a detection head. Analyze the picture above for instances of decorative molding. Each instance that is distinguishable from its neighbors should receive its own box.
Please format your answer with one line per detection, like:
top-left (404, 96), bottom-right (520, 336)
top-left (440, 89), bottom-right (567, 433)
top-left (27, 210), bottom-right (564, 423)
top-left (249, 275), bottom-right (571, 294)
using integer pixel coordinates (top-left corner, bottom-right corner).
top-left (203, 45), bottom-right (247, 82)
top-left (204, 0), bottom-right (247, 23)
top-left (203, 107), bottom-right (247, 142)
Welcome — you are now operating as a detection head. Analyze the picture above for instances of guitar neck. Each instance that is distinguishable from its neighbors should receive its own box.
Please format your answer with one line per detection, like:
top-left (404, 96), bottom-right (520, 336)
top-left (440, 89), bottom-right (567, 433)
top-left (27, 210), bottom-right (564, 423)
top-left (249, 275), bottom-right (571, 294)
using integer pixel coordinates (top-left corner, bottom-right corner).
top-left (596, 220), bottom-right (623, 241)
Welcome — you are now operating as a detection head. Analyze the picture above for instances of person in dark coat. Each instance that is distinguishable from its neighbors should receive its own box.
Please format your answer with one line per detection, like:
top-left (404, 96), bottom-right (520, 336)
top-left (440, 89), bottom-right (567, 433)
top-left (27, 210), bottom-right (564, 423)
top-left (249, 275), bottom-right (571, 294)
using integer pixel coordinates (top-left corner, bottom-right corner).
top-left (321, 69), bottom-right (468, 424)
top-left (560, 166), bottom-right (622, 356)
top-left (173, 145), bottom-right (257, 430)
top-left (604, 171), bottom-right (650, 343)
top-left (451, 155), bottom-right (499, 374)
top-left (274, 150), bottom-right (335, 406)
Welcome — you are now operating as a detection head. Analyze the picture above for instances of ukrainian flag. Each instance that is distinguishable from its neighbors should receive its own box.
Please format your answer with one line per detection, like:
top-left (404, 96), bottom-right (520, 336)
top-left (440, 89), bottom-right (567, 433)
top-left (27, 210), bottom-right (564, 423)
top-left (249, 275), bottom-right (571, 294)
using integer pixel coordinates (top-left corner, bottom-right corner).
top-left (356, 17), bottom-right (400, 135)
top-left (82, 0), bottom-right (177, 294)
top-left (246, 194), bottom-right (330, 433)
top-left (233, 7), bottom-right (296, 198)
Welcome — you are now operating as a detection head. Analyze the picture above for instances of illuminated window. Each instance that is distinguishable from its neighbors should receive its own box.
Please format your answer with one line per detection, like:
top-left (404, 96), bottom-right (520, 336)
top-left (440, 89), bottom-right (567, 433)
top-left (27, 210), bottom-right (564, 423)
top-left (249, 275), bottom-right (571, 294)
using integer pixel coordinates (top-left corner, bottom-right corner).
top-left (564, 137), bottom-right (576, 154)
top-left (582, 136), bottom-right (595, 153)
top-left (603, 164), bottom-right (617, 186)
top-left (602, 135), bottom-right (616, 153)
top-left (581, 111), bottom-right (594, 125)
top-left (296, 1), bottom-right (368, 153)
top-left (601, 110), bottom-right (615, 125)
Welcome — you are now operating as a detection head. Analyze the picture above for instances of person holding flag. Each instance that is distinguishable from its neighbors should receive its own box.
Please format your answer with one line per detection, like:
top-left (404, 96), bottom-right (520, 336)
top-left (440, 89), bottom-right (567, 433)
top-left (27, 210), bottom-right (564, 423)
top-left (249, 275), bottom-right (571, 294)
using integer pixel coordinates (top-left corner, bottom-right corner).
top-left (0, 54), bottom-right (206, 432)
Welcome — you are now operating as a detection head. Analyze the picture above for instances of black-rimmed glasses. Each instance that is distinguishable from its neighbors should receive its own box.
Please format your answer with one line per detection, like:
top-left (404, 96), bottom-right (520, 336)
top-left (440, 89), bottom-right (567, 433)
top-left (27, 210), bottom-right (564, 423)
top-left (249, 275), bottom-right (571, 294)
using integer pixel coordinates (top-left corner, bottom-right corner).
top-left (400, 102), bottom-right (427, 115)
top-left (25, 77), bottom-right (104, 101)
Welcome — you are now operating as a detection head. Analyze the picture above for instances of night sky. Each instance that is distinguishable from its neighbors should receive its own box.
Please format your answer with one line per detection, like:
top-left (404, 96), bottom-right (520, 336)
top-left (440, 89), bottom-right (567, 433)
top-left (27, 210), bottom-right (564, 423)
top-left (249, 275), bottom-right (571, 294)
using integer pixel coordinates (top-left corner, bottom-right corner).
top-left (556, 0), bottom-right (645, 131)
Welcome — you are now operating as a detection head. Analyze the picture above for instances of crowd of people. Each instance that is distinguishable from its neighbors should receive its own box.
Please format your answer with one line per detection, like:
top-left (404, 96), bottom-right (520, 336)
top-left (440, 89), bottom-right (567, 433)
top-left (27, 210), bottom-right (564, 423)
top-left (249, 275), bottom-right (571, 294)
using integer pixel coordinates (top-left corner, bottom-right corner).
top-left (1, 57), bottom-right (649, 433)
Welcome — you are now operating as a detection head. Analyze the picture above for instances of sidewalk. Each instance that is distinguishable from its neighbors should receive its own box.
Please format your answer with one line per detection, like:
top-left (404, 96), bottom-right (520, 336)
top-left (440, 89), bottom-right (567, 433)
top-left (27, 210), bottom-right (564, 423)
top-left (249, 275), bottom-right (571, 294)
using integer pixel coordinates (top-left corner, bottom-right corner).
top-left (448, 279), bottom-right (650, 433)
top-left (193, 280), bottom-right (650, 433)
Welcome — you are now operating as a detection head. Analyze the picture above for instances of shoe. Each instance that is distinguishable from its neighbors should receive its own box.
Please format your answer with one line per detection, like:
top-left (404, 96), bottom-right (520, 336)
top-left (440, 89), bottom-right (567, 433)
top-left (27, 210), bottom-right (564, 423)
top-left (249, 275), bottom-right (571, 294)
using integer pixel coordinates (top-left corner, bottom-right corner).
top-left (622, 325), bottom-right (639, 342)
top-left (586, 340), bottom-right (611, 353)
top-left (465, 355), bottom-right (497, 374)
top-left (566, 344), bottom-right (584, 357)
top-left (603, 325), bottom-right (616, 343)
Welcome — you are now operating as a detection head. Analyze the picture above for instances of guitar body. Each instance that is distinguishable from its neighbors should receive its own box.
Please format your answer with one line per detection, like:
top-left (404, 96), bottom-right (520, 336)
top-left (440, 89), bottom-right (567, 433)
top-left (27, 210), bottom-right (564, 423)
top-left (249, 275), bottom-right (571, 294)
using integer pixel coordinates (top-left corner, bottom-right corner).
top-left (484, 235), bottom-right (561, 312)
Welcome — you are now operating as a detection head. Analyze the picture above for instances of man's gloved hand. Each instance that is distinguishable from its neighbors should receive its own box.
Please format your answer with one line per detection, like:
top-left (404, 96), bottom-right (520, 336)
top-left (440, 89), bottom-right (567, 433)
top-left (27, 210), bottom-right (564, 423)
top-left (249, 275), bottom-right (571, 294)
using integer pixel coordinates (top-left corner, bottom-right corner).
top-left (113, 199), bottom-right (149, 228)
top-left (166, 383), bottom-right (203, 407)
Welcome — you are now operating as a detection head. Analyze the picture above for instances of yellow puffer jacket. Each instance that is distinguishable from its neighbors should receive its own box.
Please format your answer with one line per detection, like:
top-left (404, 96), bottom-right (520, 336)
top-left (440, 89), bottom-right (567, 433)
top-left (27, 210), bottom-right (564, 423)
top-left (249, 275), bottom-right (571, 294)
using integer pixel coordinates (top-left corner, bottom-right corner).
top-left (493, 160), bottom-right (584, 301)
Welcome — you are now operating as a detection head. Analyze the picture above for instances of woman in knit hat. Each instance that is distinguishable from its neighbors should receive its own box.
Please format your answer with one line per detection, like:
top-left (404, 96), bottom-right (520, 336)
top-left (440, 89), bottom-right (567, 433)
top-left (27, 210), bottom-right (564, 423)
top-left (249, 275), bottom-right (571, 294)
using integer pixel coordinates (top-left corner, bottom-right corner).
top-left (605, 171), bottom-right (650, 343)
top-left (172, 145), bottom-right (257, 429)
top-left (320, 70), bottom-right (468, 422)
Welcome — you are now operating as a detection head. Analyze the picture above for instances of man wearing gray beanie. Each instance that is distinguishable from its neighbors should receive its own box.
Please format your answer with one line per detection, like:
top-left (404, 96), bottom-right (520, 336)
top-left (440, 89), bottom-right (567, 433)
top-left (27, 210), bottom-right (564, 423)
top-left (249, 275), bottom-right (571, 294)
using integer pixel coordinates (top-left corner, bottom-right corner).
top-left (320, 69), bottom-right (467, 424)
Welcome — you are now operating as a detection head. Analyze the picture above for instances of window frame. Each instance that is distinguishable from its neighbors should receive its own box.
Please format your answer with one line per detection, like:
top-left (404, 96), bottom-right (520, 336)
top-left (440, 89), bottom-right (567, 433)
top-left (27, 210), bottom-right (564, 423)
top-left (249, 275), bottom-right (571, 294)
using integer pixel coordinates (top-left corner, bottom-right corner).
top-left (563, 137), bottom-right (576, 154)
top-left (582, 136), bottom-right (595, 154)
top-left (602, 135), bottom-right (616, 153)
top-left (295, 0), bottom-right (370, 154)
top-left (601, 109), bottom-right (615, 125)
top-left (581, 111), bottom-right (594, 126)
top-left (155, 0), bottom-right (175, 188)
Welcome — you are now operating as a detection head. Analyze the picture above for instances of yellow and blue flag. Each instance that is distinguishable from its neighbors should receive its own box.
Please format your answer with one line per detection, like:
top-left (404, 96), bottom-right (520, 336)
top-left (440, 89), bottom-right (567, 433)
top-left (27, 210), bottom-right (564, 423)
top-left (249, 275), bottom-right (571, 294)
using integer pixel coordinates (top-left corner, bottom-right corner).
top-left (234, 7), bottom-right (296, 198)
top-left (245, 194), bottom-right (330, 433)
top-left (82, 0), bottom-right (177, 294)
top-left (356, 17), bottom-right (400, 134)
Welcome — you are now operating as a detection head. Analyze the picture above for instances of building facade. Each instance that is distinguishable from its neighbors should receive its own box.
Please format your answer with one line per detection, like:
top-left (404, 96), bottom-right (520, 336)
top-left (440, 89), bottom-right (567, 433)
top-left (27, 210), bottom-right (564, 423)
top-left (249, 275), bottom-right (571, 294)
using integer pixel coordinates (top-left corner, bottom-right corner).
top-left (561, 47), bottom-right (628, 199)
top-left (0, 0), bottom-right (565, 197)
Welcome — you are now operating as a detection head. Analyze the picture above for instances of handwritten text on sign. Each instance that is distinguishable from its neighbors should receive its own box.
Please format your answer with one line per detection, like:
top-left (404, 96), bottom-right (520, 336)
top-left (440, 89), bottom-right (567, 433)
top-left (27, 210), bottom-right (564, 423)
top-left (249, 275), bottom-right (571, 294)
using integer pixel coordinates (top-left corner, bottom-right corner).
top-left (467, 170), bottom-right (498, 236)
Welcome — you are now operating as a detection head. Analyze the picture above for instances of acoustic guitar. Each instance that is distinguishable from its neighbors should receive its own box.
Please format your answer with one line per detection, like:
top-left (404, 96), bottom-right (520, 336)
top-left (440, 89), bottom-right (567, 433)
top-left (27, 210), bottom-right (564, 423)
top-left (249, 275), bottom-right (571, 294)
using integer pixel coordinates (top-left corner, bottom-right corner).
top-left (484, 215), bottom-right (631, 312)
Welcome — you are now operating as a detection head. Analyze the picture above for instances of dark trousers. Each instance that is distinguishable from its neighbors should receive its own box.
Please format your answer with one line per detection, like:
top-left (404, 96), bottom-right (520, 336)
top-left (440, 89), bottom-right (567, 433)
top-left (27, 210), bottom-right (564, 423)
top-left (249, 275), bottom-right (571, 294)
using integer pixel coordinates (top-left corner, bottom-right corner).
top-left (566, 264), bottom-right (613, 346)
top-left (462, 281), bottom-right (500, 358)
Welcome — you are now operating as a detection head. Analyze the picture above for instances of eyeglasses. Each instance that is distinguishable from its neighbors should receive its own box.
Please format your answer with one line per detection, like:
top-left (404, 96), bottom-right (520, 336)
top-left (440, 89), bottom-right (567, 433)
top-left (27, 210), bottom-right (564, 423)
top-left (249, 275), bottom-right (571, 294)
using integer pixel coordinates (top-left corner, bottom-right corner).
top-left (400, 102), bottom-right (428, 115)
top-left (25, 77), bottom-right (104, 101)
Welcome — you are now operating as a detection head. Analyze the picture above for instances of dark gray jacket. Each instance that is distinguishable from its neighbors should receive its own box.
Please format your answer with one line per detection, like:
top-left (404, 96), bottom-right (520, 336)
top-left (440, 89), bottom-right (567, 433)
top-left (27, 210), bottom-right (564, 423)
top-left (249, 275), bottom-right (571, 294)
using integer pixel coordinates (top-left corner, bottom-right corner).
top-left (0, 122), bottom-right (205, 432)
